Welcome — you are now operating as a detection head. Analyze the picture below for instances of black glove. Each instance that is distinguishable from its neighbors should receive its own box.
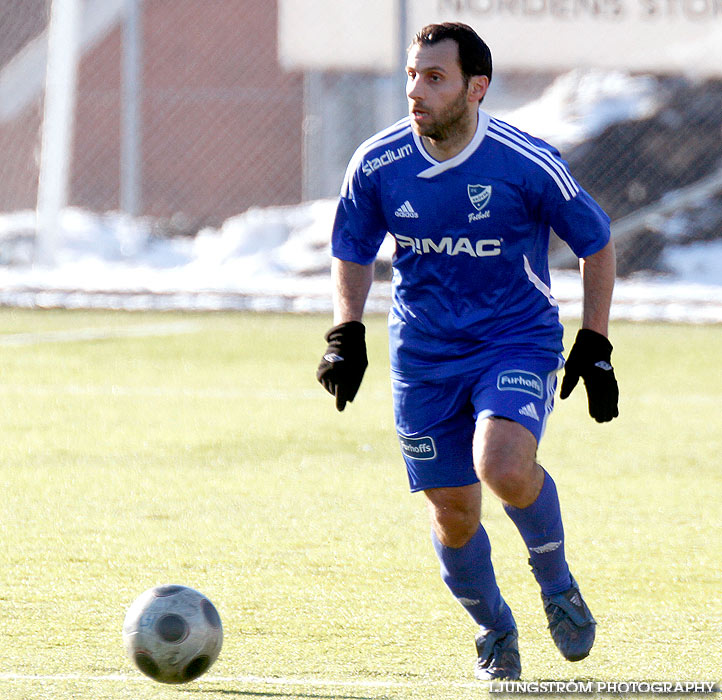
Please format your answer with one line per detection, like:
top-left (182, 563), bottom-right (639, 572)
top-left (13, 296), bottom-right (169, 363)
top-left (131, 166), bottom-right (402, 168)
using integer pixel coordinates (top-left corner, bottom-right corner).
top-left (316, 321), bottom-right (368, 412)
top-left (559, 329), bottom-right (619, 423)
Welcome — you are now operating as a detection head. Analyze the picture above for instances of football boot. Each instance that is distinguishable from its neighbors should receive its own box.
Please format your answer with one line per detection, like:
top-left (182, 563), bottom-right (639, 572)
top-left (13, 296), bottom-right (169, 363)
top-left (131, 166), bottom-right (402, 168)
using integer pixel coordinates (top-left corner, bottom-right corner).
top-left (474, 626), bottom-right (522, 681)
top-left (541, 574), bottom-right (596, 661)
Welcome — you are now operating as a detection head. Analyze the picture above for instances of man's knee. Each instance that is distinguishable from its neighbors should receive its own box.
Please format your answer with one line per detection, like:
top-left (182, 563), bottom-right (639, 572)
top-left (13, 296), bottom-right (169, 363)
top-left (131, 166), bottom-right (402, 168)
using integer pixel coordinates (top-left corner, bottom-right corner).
top-left (424, 484), bottom-right (481, 548)
top-left (474, 416), bottom-right (542, 507)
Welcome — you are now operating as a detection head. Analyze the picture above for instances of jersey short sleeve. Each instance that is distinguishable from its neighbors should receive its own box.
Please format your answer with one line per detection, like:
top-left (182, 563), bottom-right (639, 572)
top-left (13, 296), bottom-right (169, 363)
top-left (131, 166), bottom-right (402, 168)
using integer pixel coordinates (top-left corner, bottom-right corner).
top-left (331, 154), bottom-right (389, 266)
top-left (548, 185), bottom-right (610, 259)
top-left (519, 133), bottom-right (610, 259)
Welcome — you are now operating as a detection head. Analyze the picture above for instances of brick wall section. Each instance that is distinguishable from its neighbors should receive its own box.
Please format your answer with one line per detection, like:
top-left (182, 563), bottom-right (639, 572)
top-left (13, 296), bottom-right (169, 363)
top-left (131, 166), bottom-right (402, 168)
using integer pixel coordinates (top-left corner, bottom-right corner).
top-left (1, 0), bottom-right (304, 226)
top-left (0, 0), bottom-right (47, 65)
top-left (0, 0), bottom-right (47, 211)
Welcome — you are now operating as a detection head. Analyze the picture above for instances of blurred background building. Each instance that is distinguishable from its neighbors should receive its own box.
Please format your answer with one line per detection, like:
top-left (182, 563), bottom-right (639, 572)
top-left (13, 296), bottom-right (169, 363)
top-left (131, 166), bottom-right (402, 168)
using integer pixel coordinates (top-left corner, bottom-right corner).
top-left (0, 0), bottom-right (720, 278)
top-left (1, 0), bottom-right (306, 230)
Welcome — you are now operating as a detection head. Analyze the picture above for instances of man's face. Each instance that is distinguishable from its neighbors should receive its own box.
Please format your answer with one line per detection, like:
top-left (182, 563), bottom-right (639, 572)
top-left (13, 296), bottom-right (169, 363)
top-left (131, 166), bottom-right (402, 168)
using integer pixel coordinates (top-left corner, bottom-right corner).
top-left (406, 39), bottom-right (477, 142)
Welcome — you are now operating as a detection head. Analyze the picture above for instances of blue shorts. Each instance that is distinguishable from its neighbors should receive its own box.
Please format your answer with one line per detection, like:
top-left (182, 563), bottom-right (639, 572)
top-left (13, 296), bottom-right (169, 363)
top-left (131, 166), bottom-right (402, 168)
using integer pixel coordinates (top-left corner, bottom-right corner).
top-left (392, 352), bottom-right (564, 492)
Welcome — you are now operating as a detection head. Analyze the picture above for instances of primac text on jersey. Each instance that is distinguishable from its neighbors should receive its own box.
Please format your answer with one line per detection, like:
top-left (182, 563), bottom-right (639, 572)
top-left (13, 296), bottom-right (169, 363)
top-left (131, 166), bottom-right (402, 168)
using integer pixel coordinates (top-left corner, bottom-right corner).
top-left (393, 234), bottom-right (502, 258)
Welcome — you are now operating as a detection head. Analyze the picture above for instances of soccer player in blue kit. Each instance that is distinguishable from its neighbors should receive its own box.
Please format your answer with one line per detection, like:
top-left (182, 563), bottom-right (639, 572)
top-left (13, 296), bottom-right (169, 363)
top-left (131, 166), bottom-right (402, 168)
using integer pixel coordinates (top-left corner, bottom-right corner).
top-left (316, 22), bottom-right (619, 680)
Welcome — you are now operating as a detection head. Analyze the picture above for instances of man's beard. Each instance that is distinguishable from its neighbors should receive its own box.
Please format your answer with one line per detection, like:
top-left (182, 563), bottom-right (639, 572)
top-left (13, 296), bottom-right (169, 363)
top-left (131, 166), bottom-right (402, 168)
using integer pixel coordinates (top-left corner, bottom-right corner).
top-left (411, 85), bottom-right (469, 142)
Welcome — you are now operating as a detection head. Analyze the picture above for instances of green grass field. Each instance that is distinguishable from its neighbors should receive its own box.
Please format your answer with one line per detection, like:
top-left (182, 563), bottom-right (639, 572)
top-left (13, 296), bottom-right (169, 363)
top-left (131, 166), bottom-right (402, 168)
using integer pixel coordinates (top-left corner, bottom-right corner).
top-left (0, 309), bottom-right (720, 700)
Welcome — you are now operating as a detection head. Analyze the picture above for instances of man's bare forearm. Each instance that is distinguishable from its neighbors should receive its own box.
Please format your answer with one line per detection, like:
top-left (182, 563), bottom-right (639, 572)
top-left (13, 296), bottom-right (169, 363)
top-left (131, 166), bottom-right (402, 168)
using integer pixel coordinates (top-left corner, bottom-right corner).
top-left (332, 258), bottom-right (375, 325)
top-left (580, 239), bottom-right (616, 337)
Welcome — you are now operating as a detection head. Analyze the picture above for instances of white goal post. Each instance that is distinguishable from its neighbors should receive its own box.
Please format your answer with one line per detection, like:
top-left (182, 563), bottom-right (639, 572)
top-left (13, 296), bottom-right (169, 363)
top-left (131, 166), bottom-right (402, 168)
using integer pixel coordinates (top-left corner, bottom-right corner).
top-left (35, 0), bottom-right (82, 267)
top-left (35, 0), bottom-right (140, 265)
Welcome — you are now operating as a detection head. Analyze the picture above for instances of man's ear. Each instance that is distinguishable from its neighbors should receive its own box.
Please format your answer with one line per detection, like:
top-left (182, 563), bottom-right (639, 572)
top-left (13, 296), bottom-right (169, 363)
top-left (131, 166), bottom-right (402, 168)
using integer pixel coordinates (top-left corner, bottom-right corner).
top-left (468, 75), bottom-right (490, 103)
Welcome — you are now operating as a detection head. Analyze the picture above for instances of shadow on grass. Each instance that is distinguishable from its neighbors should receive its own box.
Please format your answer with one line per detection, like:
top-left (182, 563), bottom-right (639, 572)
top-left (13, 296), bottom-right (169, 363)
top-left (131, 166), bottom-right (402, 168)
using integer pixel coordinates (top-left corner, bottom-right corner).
top-left (177, 687), bottom-right (387, 700)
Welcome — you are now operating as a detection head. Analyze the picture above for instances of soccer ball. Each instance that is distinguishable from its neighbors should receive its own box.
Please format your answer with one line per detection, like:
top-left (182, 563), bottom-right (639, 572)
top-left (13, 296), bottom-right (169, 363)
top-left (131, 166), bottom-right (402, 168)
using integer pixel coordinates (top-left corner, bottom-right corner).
top-left (122, 584), bottom-right (223, 684)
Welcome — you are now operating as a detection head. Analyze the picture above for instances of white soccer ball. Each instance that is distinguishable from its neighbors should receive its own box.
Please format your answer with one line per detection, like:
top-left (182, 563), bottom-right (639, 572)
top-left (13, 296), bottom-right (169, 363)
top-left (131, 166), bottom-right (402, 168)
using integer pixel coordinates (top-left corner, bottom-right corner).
top-left (122, 584), bottom-right (223, 684)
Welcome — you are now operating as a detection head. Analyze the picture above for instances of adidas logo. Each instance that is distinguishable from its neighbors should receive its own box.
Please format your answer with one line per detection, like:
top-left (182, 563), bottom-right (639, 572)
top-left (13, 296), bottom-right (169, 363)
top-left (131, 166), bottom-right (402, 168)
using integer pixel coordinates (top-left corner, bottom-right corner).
top-left (394, 200), bottom-right (419, 218)
top-left (519, 402), bottom-right (540, 421)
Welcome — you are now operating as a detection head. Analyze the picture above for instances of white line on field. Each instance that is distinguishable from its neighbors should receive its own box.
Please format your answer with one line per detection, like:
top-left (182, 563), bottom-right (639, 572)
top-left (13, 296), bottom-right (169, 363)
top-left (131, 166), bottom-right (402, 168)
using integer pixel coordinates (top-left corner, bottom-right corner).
top-left (0, 321), bottom-right (202, 346)
top-left (0, 382), bottom-right (323, 400)
top-left (0, 382), bottom-right (710, 403)
top-left (0, 671), bottom-right (479, 690)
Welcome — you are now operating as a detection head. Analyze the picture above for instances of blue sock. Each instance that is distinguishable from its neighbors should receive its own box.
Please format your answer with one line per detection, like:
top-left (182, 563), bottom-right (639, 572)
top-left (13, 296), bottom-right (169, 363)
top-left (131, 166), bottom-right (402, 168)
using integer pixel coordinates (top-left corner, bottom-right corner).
top-left (432, 525), bottom-right (515, 632)
top-left (503, 469), bottom-right (572, 596)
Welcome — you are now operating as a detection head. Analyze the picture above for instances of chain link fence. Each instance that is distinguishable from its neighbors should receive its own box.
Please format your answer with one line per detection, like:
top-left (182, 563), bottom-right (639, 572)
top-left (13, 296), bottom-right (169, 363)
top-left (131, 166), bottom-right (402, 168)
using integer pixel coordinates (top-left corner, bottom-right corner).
top-left (1, 0), bottom-right (721, 280)
top-left (1, 0), bottom-right (305, 233)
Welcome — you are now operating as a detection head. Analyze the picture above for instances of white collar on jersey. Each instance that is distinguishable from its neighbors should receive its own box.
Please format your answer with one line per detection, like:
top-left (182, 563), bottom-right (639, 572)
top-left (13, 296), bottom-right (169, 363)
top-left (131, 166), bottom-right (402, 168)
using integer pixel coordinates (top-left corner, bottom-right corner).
top-left (414, 108), bottom-right (490, 179)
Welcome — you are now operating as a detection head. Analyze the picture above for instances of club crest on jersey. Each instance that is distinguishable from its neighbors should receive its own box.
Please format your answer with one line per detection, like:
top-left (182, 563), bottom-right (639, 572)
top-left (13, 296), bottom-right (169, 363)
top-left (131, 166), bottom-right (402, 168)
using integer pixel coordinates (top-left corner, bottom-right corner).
top-left (467, 184), bottom-right (492, 222)
top-left (468, 184), bottom-right (492, 211)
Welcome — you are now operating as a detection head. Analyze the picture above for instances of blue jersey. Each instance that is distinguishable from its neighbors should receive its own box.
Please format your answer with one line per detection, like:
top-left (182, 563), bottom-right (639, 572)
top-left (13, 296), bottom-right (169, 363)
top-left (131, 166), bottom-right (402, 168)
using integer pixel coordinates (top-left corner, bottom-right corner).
top-left (331, 110), bottom-right (611, 380)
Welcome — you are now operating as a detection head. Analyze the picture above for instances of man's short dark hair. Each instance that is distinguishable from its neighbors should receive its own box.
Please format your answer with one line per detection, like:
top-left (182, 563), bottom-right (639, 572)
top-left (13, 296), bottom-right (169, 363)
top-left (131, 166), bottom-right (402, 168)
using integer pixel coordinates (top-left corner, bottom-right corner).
top-left (410, 22), bottom-right (493, 86)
